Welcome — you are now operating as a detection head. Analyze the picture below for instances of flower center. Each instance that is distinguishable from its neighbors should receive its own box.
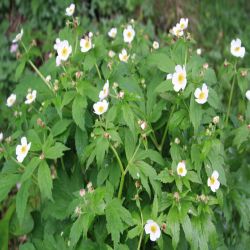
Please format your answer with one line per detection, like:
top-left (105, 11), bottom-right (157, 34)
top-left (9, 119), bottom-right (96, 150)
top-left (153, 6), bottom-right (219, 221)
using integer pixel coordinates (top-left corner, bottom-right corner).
top-left (61, 47), bottom-right (68, 57)
top-left (180, 23), bottom-right (185, 29)
top-left (210, 177), bottom-right (215, 185)
top-left (98, 106), bottom-right (104, 113)
top-left (199, 92), bottom-right (205, 100)
top-left (178, 167), bottom-right (183, 174)
top-left (178, 73), bottom-right (184, 83)
top-left (127, 31), bottom-right (132, 38)
top-left (150, 225), bottom-right (157, 233)
top-left (234, 46), bottom-right (240, 52)
top-left (28, 94), bottom-right (33, 100)
top-left (21, 145), bottom-right (27, 154)
top-left (85, 40), bottom-right (90, 48)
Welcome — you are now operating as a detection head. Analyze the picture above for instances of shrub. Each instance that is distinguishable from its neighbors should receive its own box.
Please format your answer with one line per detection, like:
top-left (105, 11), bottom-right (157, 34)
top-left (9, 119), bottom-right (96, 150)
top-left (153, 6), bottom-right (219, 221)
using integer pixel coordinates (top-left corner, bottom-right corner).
top-left (0, 4), bottom-right (250, 249)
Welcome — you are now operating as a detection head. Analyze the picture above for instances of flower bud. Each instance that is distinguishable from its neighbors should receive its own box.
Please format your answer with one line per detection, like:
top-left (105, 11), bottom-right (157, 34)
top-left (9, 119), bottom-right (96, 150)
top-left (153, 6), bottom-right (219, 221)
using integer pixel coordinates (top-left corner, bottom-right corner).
top-left (212, 116), bottom-right (220, 125)
top-left (79, 189), bottom-right (86, 197)
top-left (203, 63), bottom-right (209, 69)
top-left (174, 137), bottom-right (180, 144)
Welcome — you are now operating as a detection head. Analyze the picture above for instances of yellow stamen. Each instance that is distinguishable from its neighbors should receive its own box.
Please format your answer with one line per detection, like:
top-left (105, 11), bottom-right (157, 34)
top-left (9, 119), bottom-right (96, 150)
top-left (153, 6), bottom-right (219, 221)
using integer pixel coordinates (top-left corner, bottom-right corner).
top-left (210, 177), bottom-right (215, 185)
top-left (199, 92), bottom-right (205, 100)
top-left (98, 106), bottom-right (104, 113)
top-left (150, 225), bottom-right (157, 233)
top-left (21, 145), bottom-right (27, 154)
top-left (61, 47), bottom-right (68, 57)
top-left (178, 73), bottom-right (184, 83)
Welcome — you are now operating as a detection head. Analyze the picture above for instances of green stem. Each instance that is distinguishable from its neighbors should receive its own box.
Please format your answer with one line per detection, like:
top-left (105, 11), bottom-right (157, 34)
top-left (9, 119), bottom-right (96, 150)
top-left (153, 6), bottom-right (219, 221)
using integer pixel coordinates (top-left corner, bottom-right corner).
top-left (137, 209), bottom-right (144, 250)
top-left (110, 144), bottom-right (124, 174)
top-left (95, 63), bottom-right (102, 80)
top-left (21, 41), bottom-right (52, 91)
top-left (159, 106), bottom-right (175, 152)
top-left (118, 173), bottom-right (125, 199)
top-left (225, 62), bottom-right (237, 125)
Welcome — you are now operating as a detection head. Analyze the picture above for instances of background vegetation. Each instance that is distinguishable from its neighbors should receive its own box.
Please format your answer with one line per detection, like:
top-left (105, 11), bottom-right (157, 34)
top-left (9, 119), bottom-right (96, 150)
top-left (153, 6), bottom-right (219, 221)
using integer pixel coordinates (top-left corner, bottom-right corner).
top-left (0, 0), bottom-right (250, 249)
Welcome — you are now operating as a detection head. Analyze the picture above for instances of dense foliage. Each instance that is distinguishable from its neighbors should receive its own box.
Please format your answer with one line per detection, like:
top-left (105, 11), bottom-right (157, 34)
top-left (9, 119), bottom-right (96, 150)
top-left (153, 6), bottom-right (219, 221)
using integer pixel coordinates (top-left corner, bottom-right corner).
top-left (0, 1), bottom-right (250, 250)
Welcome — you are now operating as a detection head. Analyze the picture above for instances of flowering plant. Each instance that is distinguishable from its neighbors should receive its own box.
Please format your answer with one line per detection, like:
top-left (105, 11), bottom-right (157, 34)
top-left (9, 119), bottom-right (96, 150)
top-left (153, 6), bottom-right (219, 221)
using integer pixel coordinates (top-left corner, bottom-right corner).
top-left (0, 4), bottom-right (250, 249)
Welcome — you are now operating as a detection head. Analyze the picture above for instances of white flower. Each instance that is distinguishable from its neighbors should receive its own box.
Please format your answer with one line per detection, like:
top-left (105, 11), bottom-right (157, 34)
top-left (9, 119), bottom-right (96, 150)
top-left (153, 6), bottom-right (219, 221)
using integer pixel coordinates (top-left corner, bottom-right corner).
top-left (207, 170), bottom-right (220, 192)
top-left (6, 93), bottom-right (16, 107)
top-left (65, 3), bottom-right (75, 16)
top-left (144, 220), bottom-right (161, 241)
top-left (177, 161), bottom-right (187, 177)
top-left (80, 37), bottom-right (92, 53)
top-left (119, 49), bottom-right (129, 63)
top-left (172, 65), bottom-right (187, 92)
top-left (194, 83), bottom-right (209, 104)
top-left (174, 138), bottom-right (180, 144)
top-left (93, 99), bottom-right (109, 115)
top-left (179, 18), bottom-right (188, 30)
top-left (153, 41), bottom-right (159, 50)
top-left (16, 137), bottom-right (31, 163)
top-left (108, 27), bottom-right (117, 38)
top-left (196, 48), bottom-right (202, 55)
top-left (25, 90), bottom-right (37, 104)
top-left (45, 75), bottom-right (51, 82)
top-left (0, 132), bottom-right (3, 142)
top-left (54, 39), bottom-right (72, 66)
top-left (12, 29), bottom-right (23, 43)
top-left (172, 24), bottom-right (183, 37)
top-left (213, 116), bottom-right (220, 125)
top-left (99, 80), bottom-right (109, 100)
top-left (123, 25), bottom-right (135, 43)
top-left (230, 38), bottom-right (245, 58)
top-left (246, 90), bottom-right (250, 101)
top-left (108, 50), bottom-right (116, 58)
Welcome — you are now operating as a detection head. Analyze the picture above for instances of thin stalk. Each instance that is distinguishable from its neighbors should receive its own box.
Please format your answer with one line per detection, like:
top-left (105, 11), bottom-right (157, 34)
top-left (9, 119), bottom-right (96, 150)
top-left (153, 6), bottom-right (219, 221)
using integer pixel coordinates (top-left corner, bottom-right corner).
top-left (21, 42), bottom-right (52, 91)
top-left (159, 106), bottom-right (175, 152)
top-left (118, 173), bottom-right (125, 199)
top-left (137, 209), bottom-right (144, 250)
top-left (110, 144), bottom-right (124, 174)
top-left (95, 63), bottom-right (102, 79)
top-left (225, 62), bottom-right (237, 125)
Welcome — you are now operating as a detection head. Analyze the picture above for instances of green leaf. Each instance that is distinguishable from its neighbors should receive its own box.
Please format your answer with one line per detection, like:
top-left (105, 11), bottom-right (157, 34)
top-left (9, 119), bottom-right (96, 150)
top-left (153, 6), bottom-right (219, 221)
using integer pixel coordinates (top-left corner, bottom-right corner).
top-left (0, 173), bottom-right (20, 203)
top-left (181, 215), bottom-right (193, 247)
top-left (51, 119), bottom-right (72, 137)
top-left (147, 53), bottom-right (175, 73)
top-left (38, 161), bottom-right (53, 200)
top-left (106, 198), bottom-right (133, 247)
top-left (189, 95), bottom-right (202, 132)
top-left (15, 61), bottom-right (26, 80)
top-left (72, 94), bottom-right (87, 130)
top-left (70, 213), bottom-right (95, 246)
top-left (152, 195), bottom-right (158, 218)
top-left (127, 225), bottom-right (142, 239)
top-left (167, 206), bottom-right (180, 249)
top-left (208, 88), bottom-right (221, 109)
top-left (204, 68), bottom-right (217, 85)
top-left (122, 104), bottom-right (135, 135)
top-left (21, 157), bottom-right (40, 183)
top-left (187, 171), bottom-right (201, 184)
top-left (44, 142), bottom-right (69, 160)
top-left (95, 137), bottom-right (109, 167)
top-left (75, 127), bottom-right (88, 160)
top-left (16, 179), bottom-right (31, 224)
top-left (155, 80), bottom-right (173, 93)
top-left (62, 91), bottom-right (76, 107)
top-left (157, 169), bottom-right (174, 183)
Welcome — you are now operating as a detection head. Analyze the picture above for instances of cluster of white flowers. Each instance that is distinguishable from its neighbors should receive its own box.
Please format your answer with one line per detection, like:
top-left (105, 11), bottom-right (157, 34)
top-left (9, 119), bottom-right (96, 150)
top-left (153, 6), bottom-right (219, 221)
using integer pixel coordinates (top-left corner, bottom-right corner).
top-left (6, 89), bottom-right (37, 107)
top-left (54, 39), bottom-right (72, 66)
top-left (93, 80), bottom-right (110, 115)
top-left (171, 18), bottom-right (188, 37)
top-left (16, 137), bottom-right (31, 162)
